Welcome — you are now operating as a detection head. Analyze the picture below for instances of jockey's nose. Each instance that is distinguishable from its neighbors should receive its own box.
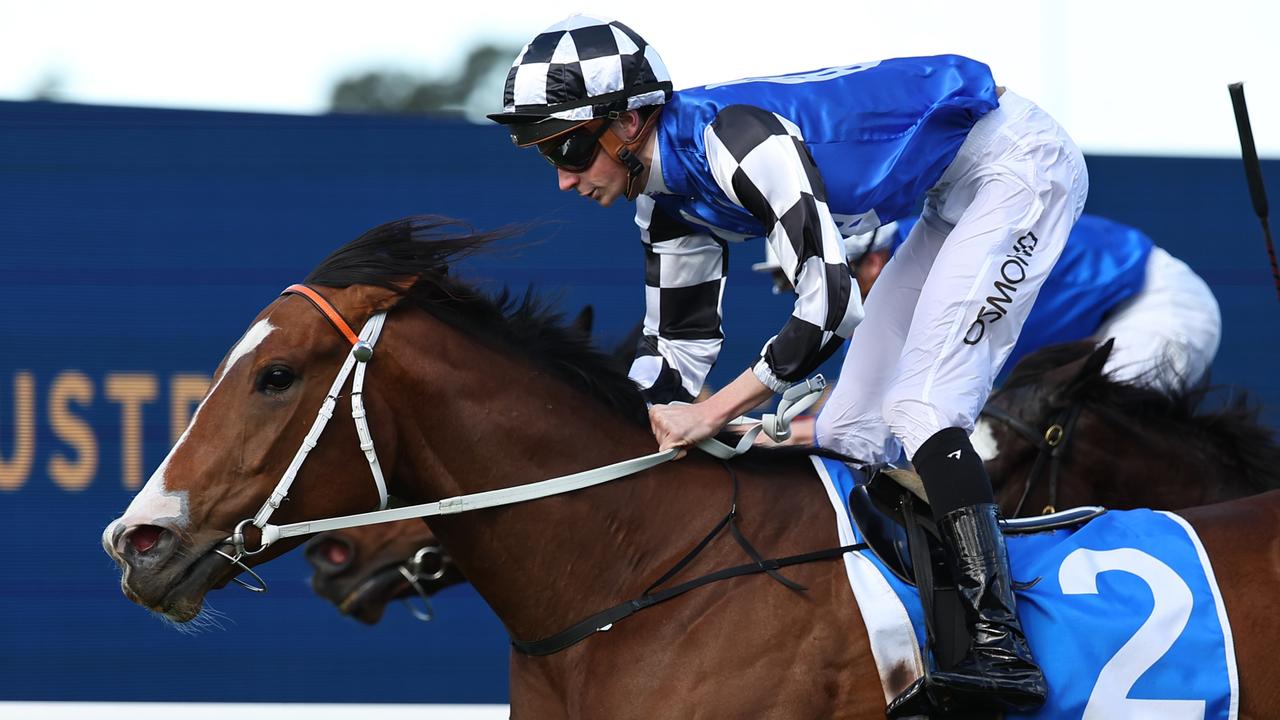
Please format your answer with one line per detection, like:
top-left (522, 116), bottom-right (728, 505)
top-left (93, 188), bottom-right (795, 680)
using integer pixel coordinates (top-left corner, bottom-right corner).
top-left (306, 534), bottom-right (355, 575)
top-left (115, 524), bottom-right (179, 570)
top-left (557, 167), bottom-right (579, 192)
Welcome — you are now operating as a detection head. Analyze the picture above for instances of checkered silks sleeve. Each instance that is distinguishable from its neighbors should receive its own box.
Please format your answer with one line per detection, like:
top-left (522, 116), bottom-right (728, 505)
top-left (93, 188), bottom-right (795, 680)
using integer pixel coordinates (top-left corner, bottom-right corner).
top-left (627, 195), bottom-right (728, 404)
top-left (704, 104), bottom-right (864, 391)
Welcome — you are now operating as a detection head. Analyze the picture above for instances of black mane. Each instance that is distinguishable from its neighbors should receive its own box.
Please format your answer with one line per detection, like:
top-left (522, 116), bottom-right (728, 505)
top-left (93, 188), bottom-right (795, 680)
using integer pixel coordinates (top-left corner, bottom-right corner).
top-left (301, 215), bottom-right (857, 467)
top-left (305, 215), bottom-right (651, 426)
top-left (1003, 341), bottom-right (1280, 493)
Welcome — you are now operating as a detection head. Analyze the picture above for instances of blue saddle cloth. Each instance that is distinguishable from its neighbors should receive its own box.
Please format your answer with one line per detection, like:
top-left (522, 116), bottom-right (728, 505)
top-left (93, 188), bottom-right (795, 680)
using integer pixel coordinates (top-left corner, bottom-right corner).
top-left (817, 457), bottom-right (1238, 719)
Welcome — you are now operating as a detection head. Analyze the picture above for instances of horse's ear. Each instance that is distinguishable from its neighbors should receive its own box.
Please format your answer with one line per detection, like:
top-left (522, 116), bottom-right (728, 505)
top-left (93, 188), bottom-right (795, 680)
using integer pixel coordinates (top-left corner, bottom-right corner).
top-left (348, 280), bottom-right (411, 315)
top-left (609, 321), bottom-right (645, 371)
top-left (1060, 338), bottom-right (1114, 398)
top-left (1085, 338), bottom-right (1115, 375)
top-left (570, 305), bottom-right (594, 338)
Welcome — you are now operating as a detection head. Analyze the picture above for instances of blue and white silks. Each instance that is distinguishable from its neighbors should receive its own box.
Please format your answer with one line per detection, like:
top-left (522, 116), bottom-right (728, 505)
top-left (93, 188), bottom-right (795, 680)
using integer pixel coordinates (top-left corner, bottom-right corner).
top-left (655, 56), bottom-right (998, 238)
top-left (811, 456), bottom-right (1238, 719)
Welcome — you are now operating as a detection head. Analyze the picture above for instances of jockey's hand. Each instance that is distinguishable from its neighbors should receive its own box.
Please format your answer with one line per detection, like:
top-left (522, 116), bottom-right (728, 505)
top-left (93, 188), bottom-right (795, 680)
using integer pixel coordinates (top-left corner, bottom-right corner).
top-left (649, 402), bottom-right (721, 456)
top-left (648, 369), bottom-right (776, 457)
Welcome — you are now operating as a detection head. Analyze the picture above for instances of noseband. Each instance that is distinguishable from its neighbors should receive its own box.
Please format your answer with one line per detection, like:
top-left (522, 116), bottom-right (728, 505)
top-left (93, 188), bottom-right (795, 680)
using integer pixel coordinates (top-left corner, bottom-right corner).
top-left (979, 400), bottom-right (1084, 517)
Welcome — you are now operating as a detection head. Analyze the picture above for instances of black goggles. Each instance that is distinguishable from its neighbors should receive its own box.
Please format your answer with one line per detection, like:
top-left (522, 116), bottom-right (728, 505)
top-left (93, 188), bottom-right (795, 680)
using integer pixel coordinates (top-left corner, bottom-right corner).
top-left (536, 119), bottom-right (613, 172)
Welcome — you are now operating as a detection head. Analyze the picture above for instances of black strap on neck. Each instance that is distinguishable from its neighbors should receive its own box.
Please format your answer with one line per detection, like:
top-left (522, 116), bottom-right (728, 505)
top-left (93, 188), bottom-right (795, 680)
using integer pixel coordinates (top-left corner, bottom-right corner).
top-left (509, 460), bottom-right (867, 656)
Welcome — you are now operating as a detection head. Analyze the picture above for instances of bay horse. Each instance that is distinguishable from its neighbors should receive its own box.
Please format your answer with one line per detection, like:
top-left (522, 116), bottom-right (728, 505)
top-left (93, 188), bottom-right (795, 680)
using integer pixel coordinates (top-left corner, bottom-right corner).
top-left (979, 339), bottom-right (1280, 517)
top-left (103, 216), bottom-right (1280, 717)
top-left (307, 519), bottom-right (462, 624)
top-left (310, 341), bottom-right (1280, 626)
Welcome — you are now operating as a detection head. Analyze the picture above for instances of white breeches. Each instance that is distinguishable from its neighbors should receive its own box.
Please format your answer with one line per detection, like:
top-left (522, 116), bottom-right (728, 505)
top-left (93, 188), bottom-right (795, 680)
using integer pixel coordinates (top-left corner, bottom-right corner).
top-left (816, 91), bottom-right (1089, 464)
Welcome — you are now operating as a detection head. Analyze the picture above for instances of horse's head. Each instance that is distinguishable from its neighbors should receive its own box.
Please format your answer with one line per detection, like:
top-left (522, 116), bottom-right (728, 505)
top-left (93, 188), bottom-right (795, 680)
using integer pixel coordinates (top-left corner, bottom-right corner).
top-left (103, 215), bottom-right (654, 630)
top-left (99, 216), bottom-right (506, 622)
top-left (100, 279), bottom-right (405, 620)
top-left (982, 339), bottom-right (1113, 515)
top-left (306, 520), bottom-right (463, 624)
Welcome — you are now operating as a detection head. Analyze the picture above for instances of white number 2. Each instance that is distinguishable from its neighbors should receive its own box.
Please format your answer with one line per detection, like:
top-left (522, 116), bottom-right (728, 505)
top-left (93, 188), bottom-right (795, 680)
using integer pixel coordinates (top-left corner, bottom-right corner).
top-left (1058, 548), bottom-right (1206, 720)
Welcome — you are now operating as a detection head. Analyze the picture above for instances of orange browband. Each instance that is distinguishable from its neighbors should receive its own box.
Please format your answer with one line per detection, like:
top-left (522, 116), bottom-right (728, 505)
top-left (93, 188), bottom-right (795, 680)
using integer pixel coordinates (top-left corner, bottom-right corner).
top-left (282, 284), bottom-right (361, 346)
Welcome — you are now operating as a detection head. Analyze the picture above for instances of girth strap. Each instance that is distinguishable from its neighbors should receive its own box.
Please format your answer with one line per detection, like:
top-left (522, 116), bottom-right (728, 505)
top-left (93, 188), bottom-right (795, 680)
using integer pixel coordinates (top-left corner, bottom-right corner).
top-left (511, 460), bottom-right (857, 656)
top-left (512, 541), bottom-right (867, 656)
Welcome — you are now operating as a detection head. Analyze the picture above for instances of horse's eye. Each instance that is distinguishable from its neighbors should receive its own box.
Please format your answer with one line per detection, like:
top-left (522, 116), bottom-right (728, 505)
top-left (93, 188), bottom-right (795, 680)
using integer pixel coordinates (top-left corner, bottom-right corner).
top-left (259, 365), bottom-right (295, 393)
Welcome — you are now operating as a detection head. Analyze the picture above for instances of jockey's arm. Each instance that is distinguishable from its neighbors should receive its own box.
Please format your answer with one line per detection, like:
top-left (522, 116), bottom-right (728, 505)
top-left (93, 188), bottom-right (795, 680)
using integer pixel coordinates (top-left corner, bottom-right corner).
top-left (704, 105), bottom-right (863, 395)
top-left (627, 195), bottom-right (727, 406)
top-left (649, 106), bottom-right (864, 452)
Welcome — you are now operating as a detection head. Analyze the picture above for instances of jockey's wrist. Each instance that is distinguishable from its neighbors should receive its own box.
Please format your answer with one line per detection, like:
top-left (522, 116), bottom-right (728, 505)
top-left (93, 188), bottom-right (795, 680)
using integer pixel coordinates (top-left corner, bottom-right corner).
top-left (704, 369), bottom-right (775, 426)
top-left (751, 358), bottom-right (793, 394)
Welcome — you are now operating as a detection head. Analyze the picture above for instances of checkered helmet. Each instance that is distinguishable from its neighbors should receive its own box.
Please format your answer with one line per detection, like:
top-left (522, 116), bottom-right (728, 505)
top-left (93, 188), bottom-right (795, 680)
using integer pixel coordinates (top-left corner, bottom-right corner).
top-left (487, 15), bottom-right (672, 146)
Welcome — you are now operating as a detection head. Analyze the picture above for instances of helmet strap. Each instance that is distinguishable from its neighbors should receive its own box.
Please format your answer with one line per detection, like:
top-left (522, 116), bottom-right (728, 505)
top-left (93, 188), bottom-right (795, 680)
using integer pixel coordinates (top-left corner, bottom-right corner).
top-left (596, 108), bottom-right (664, 200)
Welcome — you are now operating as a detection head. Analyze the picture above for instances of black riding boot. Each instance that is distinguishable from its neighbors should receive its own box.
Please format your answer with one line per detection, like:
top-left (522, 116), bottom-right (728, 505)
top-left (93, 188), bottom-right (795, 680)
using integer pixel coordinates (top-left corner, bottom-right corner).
top-left (887, 428), bottom-right (1047, 717)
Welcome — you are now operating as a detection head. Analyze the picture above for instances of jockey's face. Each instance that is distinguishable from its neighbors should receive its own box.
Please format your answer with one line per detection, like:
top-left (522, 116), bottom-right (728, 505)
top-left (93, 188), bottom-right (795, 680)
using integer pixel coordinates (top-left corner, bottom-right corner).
top-left (553, 112), bottom-right (651, 208)
top-left (555, 136), bottom-right (630, 208)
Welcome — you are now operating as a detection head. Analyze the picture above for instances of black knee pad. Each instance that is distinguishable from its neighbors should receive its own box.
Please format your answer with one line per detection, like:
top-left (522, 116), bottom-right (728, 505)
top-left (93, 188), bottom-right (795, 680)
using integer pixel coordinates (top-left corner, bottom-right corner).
top-left (912, 426), bottom-right (994, 521)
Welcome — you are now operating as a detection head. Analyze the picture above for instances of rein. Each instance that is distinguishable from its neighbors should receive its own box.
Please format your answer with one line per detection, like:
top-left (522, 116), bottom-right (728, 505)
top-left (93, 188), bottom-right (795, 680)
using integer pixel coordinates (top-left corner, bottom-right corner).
top-left (979, 401), bottom-right (1084, 517)
top-left (217, 284), bottom-right (834, 607)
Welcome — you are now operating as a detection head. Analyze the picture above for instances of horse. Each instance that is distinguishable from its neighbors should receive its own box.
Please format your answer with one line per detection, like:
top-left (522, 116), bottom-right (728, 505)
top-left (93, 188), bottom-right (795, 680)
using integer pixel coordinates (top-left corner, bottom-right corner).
top-left (310, 340), bottom-right (1280, 627)
top-left (979, 339), bottom-right (1280, 517)
top-left (307, 518), bottom-right (463, 623)
top-left (102, 216), bottom-right (1280, 717)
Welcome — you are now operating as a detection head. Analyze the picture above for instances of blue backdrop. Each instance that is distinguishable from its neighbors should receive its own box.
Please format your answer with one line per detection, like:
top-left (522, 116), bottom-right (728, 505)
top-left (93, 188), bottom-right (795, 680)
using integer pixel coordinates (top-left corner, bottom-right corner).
top-left (0, 100), bottom-right (1276, 703)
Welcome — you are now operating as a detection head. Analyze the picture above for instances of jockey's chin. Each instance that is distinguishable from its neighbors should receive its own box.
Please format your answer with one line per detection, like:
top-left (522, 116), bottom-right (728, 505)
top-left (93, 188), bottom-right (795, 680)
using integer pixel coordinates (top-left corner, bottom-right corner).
top-left (560, 152), bottom-right (633, 208)
top-left (591, 186), bottom-right (626, 207)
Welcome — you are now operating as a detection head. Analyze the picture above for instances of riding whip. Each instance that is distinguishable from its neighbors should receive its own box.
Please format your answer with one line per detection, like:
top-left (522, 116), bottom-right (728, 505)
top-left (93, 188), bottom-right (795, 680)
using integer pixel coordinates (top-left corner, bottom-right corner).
top-left (1228, 82), bottom-right (1280, 301)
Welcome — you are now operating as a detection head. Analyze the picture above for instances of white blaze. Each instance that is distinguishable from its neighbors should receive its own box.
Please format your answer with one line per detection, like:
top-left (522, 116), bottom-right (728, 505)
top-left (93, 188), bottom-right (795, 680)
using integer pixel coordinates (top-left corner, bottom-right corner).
top-left (103, 319), bottom-right (276, 552)
top-left (971, 419), bottom-right (1000, 462)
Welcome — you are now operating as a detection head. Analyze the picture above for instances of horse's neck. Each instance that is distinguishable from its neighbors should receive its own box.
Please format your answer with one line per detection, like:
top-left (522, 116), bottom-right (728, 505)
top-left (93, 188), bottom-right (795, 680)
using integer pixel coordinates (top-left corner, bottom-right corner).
top-left (1077, 407), bottom-right (1249, 508)
top-left (379, 315), bottom-right (778, 639)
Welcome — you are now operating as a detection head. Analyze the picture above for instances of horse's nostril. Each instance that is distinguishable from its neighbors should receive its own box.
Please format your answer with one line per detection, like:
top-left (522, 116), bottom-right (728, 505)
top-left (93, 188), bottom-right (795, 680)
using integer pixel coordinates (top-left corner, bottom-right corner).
top-left (128, 525), bottom-right (164, 554)
top-left (308, 537), bottom-right (354, 571)
top-left (324, 541), bottom-right (351, 566)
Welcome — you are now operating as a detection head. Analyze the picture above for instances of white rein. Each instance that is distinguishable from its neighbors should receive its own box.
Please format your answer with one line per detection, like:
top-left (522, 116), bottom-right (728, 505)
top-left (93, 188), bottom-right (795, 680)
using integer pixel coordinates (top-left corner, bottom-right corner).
top-left (220, 295), bottom-right (824, 590)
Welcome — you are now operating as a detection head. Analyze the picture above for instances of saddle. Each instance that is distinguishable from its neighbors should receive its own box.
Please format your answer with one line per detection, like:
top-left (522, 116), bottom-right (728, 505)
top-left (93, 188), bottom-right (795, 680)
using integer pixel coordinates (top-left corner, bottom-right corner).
top-left (847, 465), bottom-right (1105, 670)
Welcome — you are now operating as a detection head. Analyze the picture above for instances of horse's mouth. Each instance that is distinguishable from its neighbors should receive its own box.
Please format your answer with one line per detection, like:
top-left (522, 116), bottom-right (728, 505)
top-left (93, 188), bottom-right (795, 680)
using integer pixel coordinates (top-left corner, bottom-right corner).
top-left (122, 539), bottom-right (239, 622)
top-left (334, 563), bottom-right (414, 624)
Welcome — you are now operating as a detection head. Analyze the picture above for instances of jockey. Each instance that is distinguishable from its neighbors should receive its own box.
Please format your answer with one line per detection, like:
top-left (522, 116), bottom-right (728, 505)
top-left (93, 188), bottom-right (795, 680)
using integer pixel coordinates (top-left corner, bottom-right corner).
top-left (489, 15), bottom-right (1088, 715)
top-left (758, 215), bottom-right (1223, 393)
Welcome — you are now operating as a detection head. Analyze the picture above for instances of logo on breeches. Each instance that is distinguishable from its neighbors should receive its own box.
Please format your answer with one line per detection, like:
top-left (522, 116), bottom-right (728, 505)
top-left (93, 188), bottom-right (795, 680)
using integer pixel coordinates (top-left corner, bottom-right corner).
top-left (963, 231), bottom-right (1040, 346)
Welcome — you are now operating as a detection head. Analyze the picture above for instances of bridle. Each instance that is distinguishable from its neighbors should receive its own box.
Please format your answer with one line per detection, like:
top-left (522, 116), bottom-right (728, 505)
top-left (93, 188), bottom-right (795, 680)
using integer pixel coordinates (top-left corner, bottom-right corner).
top-left (214, 283), bottom-right (389, 591)
top-left (213, 283), bottom-right (826, 593)
top-left (398, 544), bottom-right (452, 622)
top-left (978, 398), bottom-right (1085, 518)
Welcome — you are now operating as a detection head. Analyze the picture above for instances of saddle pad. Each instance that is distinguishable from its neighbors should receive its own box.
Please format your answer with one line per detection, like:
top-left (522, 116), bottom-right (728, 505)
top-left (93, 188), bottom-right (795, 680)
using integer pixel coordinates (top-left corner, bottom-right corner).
top-left (811, 456), bottom-right (1239, 719)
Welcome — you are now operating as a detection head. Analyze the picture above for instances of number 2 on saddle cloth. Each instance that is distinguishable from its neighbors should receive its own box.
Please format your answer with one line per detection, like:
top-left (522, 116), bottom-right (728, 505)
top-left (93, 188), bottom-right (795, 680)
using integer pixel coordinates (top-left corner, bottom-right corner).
top-left (816, 458), bottom-right (1237, 719)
